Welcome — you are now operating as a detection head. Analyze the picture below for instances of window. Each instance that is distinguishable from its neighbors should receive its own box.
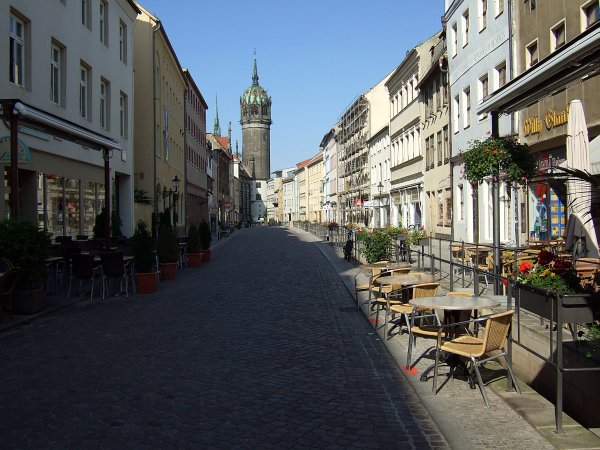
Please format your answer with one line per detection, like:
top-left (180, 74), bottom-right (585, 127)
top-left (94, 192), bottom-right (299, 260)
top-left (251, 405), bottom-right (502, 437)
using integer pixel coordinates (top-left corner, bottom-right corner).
top-left (256, 181), bottom-right (261, 188)
top-left (463, 87), bottom-right (471, 129)
top-left (495, 0), bottom-right (504, 17)
top-left (495, 61), bottom-right (507, 89)
top-left (478, 74), bottom-right (489, 119)
top-left (81, 0), bottom-right (90, 28)
top-left (425, 137), bottom-right (431, 170)
top-left (526, 40), bottom-right (539, 68)
top-left (437, 131), bottom-right (442, 165)
top-left (530, 0), bottom-right (536, 11)
top-left (443, 126), bottom-right (449, 162)
top-left (99, 79), bottom-right (109, 130)
top-left (583, 1), bottom-right (600, 29)
top-left (256, 193), bottom-right (262, 201)
top-left (462, 10), bottom-right (470, 47)
top-left (50, 42), bottom-right (64, 105)
top-left (451, 22), bottom-right (458, 56)
top-left (551, 20), bottom-right (566, 52)
top-left (435, 77), bottom-right (441, 110)
top-left (99, 1), bottom-right (108, 45)
top-left (9, 13), bottom-right (25, 87)
top-left (80, 63), bottom-right (90, 119)
top-left (479, 0), bottom-right (487, 31)
top-left (453, 95), bottom-right (460, 133)
top-left (119, 21), bottom-right (127, 63)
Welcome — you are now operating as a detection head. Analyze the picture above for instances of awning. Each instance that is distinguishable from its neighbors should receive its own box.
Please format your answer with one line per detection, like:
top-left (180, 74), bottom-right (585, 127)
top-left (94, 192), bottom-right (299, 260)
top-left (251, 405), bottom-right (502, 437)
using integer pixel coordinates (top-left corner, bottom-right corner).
top-left (478, 22), bottom-right (600, 115)
top-left (11, 101), bottom-right (121, 151)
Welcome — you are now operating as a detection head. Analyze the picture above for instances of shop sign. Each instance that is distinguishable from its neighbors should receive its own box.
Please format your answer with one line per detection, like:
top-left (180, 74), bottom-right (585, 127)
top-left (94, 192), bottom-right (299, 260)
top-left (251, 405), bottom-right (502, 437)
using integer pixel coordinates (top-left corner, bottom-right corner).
top-left (523, 105), bottom-right (570, 137)
top-left (0, 136), bottom-right (30, 164)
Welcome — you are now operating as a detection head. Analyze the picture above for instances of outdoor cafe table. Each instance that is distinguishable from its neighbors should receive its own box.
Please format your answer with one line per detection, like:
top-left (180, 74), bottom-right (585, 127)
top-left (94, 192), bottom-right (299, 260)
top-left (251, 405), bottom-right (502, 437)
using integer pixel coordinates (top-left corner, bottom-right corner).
top-left (361, 262), bottom-right (411, 271)
top-left (372, 273), bottom-right (439, 288)
top-left (408, 295), bottom-right (501, 381)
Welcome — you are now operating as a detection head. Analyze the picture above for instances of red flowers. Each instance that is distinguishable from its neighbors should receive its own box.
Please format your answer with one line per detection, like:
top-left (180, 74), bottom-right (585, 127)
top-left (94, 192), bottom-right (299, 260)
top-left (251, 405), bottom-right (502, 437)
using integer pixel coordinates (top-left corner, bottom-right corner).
top-left (519, 261), bottom-right (533, 273)
top-left (537, 250), bottom-right (554, 266)
top-left (493, 150), bottom-right (498, 155)
top-left (502, 279), bottom-right (508, 286)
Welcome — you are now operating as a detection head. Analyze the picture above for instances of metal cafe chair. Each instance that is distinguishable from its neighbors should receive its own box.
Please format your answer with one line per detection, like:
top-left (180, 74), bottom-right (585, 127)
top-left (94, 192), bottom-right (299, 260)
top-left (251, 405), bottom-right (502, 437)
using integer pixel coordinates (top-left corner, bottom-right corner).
top-left (67, 253), bottom-right (102, 301)
top-left (99, 252), bottom-right (134, 298)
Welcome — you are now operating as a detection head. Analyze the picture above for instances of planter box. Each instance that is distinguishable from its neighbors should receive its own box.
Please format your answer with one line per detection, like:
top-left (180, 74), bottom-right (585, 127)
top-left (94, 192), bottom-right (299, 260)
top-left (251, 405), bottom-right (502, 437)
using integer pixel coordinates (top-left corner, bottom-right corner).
top-left (13, 288), bottom-right (44, 314)
top-left (187, 253), bottom-right (202, 268)
top-left (515, 283), bottom-right (596, 323)
top-left (135, 272), bottom-right (158, 294)
top-left (159, 262), bottom-right (177, 280)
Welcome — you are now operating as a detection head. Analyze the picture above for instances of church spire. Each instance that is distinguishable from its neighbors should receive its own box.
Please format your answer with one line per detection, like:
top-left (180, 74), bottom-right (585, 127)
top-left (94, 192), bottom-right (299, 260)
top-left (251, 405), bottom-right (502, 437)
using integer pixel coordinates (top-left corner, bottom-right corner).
top-left (252, 49), bottom-right (259, 86)
top-left (213, 94), bottom-right (221, 136)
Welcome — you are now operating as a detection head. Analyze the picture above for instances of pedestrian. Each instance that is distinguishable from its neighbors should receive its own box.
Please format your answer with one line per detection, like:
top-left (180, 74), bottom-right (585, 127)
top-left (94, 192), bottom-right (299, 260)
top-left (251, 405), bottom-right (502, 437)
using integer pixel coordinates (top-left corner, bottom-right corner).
top-left (344, 237), bottom-right (354, 261)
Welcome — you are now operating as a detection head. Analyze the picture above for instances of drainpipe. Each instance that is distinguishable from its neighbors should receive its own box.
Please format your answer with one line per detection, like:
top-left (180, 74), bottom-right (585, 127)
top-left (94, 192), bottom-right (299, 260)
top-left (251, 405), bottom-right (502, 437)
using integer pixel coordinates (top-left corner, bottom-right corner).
top-left (152, 20), bottom-right (161, 239)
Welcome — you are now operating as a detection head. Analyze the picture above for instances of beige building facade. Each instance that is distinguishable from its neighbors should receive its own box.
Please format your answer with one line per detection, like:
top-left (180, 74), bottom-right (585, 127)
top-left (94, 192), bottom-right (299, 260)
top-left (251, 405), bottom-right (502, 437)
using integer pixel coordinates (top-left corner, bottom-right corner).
top-left (133, 4), bottom-right (186, 235)
top-left (307, 152), bottom-right (323, 223)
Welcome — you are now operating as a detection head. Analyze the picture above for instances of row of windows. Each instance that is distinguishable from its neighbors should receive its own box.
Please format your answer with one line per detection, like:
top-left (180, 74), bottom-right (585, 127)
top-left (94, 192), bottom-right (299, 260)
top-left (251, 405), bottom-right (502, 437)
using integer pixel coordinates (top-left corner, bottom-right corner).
top-left (389, 76), bottom-right (418, 117)
top-left (79, 0), bottom-right (128, 61)
top-left (391, 126), bottom-right (420, 167)
top-left (186, 116), bottom-right (206, 147)
top-left (424, 72), bottom-right (449, 117)
top-left (452, 61), bottom-right (506, 133)
top-left (9, 10), bottom-right (130, 138)
top-left (524, 4), bottom-right (599, 70)
top-left (424, 126), bottom-right (450, 170)
top-left (450, 0), bottom-right (505, 58)
top-left (187, 145), bottom-right (208, 174)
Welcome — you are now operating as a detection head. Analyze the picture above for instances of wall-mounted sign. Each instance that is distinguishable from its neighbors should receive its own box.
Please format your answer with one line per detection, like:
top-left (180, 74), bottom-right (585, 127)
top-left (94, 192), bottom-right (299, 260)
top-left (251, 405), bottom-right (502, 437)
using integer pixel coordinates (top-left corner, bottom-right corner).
top-left (0, 136), bottom-right (30, 164)
top-left (523, 105), bottom-right (570, 137)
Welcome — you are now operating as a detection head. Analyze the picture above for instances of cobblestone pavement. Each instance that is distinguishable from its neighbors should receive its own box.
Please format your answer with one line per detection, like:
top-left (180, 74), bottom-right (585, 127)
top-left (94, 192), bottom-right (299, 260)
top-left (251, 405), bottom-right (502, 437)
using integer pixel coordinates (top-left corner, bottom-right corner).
top-left (1, 227), bottom-right (451, 449)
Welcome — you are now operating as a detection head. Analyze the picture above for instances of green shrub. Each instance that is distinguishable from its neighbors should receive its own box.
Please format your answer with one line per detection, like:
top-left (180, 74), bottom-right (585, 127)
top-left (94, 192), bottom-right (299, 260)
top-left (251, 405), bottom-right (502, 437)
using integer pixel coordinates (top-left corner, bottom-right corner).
top-left (130, 220), bottom-right (155, 273)
top-left (359, 229), bottom-right (392, 263)
top-left (157, 223), bottom-right (179, 263)
top-left (187, 224), bottom-right (202, 253)
top-left (199, 221), bottom-right (212, 250)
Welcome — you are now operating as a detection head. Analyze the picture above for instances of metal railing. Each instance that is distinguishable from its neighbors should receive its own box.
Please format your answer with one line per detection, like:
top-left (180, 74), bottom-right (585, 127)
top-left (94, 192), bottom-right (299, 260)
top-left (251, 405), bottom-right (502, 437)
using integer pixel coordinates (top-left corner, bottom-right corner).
top-left (292, 222), bottom-right (600, 433)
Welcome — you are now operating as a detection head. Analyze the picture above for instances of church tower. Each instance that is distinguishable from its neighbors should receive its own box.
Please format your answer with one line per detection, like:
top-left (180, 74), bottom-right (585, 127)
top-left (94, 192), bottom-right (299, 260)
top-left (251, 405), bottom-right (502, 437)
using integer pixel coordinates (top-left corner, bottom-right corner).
top-left (240, 51), bottom-right (272, 180)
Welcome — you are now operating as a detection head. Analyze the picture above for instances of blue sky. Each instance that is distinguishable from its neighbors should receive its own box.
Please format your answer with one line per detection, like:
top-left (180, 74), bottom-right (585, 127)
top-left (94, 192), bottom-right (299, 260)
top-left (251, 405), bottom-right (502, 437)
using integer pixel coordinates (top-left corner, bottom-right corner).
top-left (138, 0), bottom-right (444, 171)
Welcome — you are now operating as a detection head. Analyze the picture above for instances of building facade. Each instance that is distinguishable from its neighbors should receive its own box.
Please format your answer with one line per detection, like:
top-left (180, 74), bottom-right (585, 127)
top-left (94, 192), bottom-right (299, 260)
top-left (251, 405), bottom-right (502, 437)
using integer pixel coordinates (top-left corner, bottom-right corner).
top-left (420, 30), bottom-right (452, 238)
top-left (2, 0), bottom-right (139, 237)
top-left (134, 4), bottom-right (186, 236)
top-left (307, 152), bottom-right (323, 223)
top-left (183, 69), bottom-right (209, 229)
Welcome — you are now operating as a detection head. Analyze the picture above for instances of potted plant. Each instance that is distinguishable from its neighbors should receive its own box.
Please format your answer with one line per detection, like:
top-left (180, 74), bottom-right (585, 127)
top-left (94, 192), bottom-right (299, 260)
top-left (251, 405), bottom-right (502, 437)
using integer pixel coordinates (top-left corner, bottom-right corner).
top-left (512, 250), bottom-right (596, 323)
top-left (358, 229), bottom-right (392, 263)
top-left (199, 220), bottom-right (212, 262)
top-left (130, 220), bottom-right (158, 293)
top-left (157, 222), bottom-right (179, 279)
top-left (0, 219), bottom-right (50, 313)
top-left (186, 224), bottom-right (202, 268)
top-left (459, 136), bottom-right (537, 185)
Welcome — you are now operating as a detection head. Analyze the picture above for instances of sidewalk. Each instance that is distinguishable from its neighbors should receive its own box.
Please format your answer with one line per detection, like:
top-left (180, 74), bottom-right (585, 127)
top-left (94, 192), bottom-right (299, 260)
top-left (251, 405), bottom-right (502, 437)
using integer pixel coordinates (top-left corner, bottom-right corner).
top-left (300, 227), bottom-right (600, 450)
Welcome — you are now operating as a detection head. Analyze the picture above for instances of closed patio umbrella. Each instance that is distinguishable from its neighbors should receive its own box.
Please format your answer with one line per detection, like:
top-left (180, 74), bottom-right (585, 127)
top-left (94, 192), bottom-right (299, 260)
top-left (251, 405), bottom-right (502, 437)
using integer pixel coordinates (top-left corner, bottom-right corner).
top-left (566, 99), bottom-right (599, 258)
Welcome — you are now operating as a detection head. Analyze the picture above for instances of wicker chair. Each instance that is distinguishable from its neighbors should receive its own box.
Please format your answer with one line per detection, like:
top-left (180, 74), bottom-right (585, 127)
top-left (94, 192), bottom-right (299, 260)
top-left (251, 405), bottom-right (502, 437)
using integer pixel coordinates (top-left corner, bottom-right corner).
top-left (405, 291), bottom-right (473, 370)
top-left (384, 282), bottom-right (440, 339)
top-left (354, 261), bottom-right (387, 310)
top-left (432, 310), bottom-right (521, 407)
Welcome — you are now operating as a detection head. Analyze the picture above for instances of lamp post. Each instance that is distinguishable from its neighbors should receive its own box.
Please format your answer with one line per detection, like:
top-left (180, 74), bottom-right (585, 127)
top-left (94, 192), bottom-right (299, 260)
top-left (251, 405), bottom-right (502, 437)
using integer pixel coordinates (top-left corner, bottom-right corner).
top-left (162, 175), bottom-right (181, 229)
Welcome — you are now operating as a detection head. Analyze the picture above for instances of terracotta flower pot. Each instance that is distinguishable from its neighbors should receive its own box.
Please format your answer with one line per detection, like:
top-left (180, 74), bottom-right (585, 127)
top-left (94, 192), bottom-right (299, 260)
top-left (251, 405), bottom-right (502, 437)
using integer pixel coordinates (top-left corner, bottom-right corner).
top-left (188, 253), bottom-right (202, 268)
top-left (135, 272), bottom-right (158, 294)
top-left (201, 249), bottom-right (211, 262)
top-left (160, 262), bottom-right (178, 280)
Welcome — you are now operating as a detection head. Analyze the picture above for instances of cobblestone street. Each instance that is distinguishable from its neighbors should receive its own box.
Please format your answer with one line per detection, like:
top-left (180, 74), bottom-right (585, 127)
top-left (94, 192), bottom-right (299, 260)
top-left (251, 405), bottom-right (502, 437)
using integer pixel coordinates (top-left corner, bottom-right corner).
top-left (1, 227), bottom-right (451, 449)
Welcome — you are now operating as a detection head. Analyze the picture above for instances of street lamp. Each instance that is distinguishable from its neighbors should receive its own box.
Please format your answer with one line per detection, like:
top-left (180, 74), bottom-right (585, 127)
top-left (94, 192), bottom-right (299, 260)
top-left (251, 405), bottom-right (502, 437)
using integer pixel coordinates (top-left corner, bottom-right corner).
top-left (172, 175), bottom-right (180, 228)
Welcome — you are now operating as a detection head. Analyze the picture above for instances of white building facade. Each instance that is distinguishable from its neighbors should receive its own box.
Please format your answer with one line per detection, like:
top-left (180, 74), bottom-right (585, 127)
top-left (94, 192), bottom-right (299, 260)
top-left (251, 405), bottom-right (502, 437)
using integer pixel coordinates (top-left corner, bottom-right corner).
top-left (1, 0), bottom-right (139, 236)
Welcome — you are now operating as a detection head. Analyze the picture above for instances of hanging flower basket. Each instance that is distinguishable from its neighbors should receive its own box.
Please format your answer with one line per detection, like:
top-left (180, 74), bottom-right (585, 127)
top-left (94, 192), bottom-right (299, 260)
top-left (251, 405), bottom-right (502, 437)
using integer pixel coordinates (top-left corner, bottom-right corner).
top-left (459, 136), bottom-right (537, 185)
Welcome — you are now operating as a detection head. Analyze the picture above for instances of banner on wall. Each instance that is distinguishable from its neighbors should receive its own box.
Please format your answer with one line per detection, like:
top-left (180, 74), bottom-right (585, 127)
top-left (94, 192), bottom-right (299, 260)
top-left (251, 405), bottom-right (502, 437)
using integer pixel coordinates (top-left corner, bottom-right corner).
top-left (0, 136), bottom-right (30, 164)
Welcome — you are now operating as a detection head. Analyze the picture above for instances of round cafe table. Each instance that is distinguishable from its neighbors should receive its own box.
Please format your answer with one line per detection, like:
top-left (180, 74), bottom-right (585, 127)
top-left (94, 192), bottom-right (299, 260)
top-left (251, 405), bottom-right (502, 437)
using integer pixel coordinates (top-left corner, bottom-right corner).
top-left (408, 295), bottom-right (501, 381)
top-left (361, 262), bottom-right (411, 271)
top-left (372, 273), bottom-right (439, 288)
